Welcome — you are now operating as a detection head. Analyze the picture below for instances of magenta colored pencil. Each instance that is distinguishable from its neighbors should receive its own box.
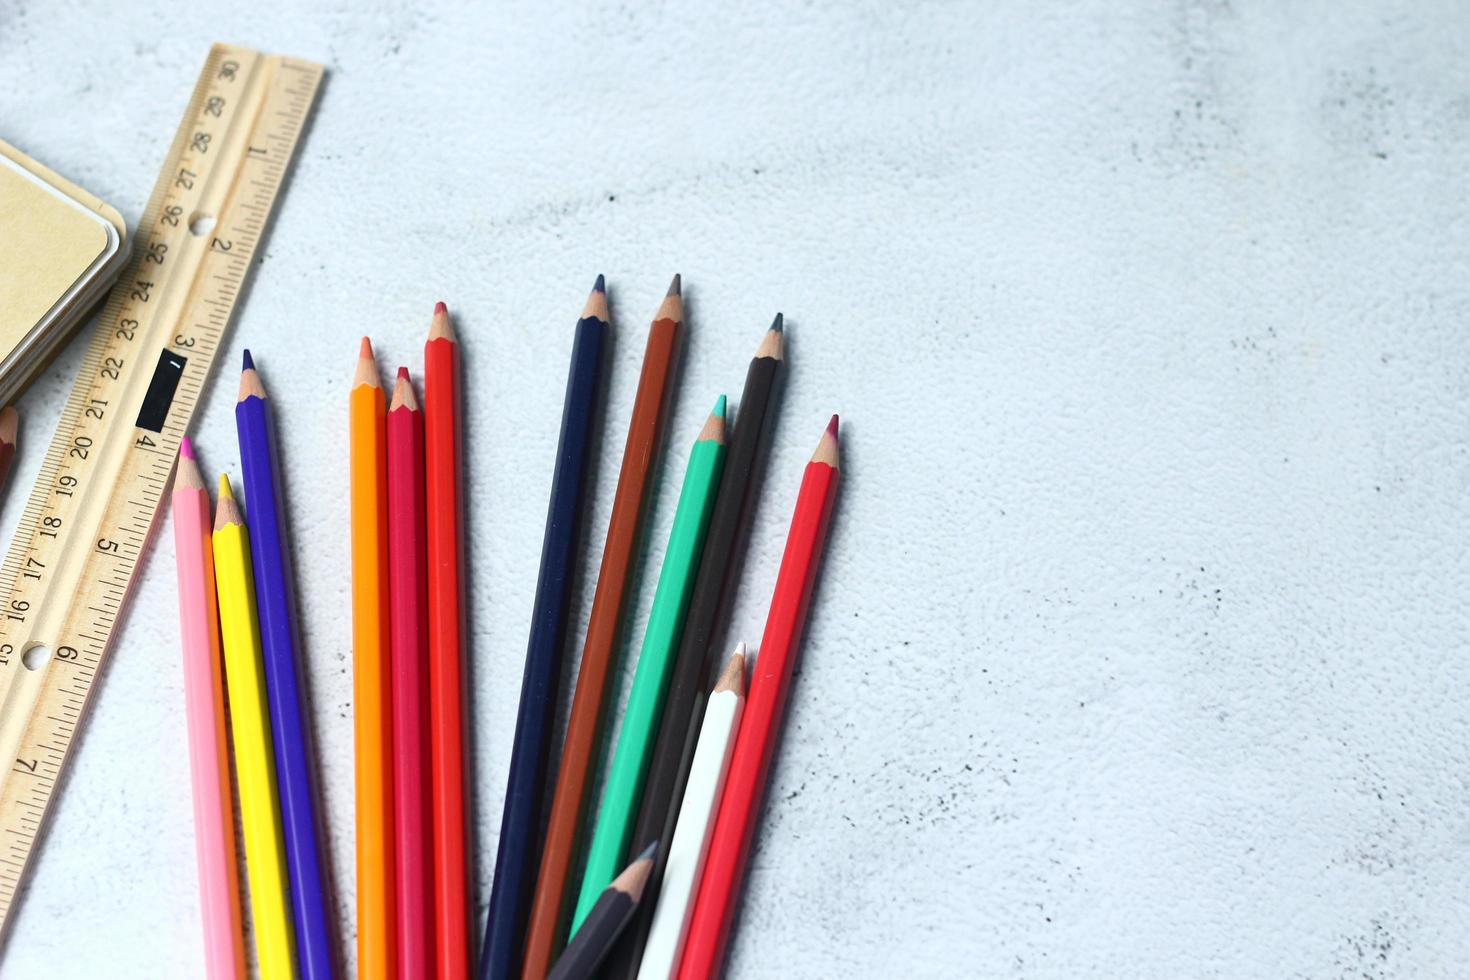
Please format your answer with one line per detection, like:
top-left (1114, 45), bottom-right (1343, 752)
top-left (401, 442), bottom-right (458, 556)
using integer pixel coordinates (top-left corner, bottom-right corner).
top-left (388, 367), bottom-right (433, 978)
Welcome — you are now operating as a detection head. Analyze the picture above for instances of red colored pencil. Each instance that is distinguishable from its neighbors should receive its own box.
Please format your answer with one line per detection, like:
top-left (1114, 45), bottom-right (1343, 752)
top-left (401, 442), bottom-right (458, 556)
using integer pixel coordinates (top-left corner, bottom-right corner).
top-left (675, 417), bottom-right (842, 980)
top-left (389, 367), bottom-right (433, 979)
top-left (425, 302), bottom-right (471, 978)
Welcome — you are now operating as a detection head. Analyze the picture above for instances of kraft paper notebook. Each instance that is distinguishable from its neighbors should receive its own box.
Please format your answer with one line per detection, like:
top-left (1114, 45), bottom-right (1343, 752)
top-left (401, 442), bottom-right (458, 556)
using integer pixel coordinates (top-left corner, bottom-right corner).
top-left (0, 138), bottom-right (128, 404)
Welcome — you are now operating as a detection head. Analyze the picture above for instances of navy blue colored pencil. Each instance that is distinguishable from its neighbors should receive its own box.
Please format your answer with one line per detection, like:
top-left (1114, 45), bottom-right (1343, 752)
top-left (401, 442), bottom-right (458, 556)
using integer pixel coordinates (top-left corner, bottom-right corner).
top-left (237, 352), bottom-right (337, 980)
top-left (479, 278), bottom-right (610, 979)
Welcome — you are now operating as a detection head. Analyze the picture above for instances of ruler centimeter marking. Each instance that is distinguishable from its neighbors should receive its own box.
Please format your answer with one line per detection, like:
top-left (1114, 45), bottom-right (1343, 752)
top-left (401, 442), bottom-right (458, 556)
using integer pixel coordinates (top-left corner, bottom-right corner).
top-left (0, 44), bottom-right (322, 938)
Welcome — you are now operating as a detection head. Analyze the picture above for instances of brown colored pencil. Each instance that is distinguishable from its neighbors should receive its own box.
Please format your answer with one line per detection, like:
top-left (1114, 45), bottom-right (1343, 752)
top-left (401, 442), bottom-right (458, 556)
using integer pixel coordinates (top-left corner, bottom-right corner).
top-left (0, 406), bottom-right (18, 497)
top-left (521, 276), bottom-right (684, 980)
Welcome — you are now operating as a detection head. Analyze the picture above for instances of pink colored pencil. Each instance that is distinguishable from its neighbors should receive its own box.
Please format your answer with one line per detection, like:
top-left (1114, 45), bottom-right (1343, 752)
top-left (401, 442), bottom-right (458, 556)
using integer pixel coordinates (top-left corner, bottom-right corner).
top-left (389, 368), bottom-right (434, 978)
top-left (172, 438), bottom-right (247, 980)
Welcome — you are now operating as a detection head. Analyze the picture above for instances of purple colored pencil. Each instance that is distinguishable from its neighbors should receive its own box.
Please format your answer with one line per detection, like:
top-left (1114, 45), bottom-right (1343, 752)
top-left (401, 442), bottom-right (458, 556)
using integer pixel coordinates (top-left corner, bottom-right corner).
top-left (236, 350), bottom-right (338, 980)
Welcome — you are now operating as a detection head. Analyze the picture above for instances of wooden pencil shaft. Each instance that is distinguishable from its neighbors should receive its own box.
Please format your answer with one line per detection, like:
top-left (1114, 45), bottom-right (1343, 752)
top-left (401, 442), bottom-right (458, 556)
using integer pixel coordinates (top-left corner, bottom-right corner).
top-left (480, 300), bottom-right (608, 980)
top-left (351, 368), bottom-right (396, 980)
top-left (173, 473), bottom-right (247, 980)
top-left (237, 373), bottom-right (336, 979)
top-left (548, 892), bottom-right (638, 980)
top-left (676, 450), bottom-right (840, 979)
top-left (635, 684), bottom-right (743, 980)
top-left (0, 436), bottom-right (16, 501)
top-left (523, 302), bottom-right (682, 980)
top-left (425, 322), bottom-right (472, 979)
top-left (0, 406), bottom-right (16, 508)
top-left (212, 506), bottom-right (296, 977)
top-left (573, 413), bottom-right (727, 931)
top-left (602, 348), bottom-right (783, 979)
top-left (389, 393), bottom-right (433, 979)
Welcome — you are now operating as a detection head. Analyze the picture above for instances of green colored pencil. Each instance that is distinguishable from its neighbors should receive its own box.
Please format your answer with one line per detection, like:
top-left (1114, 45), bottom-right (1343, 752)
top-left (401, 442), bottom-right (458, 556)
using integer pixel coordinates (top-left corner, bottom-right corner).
top-left (571, 396), bottom-right (729, 933)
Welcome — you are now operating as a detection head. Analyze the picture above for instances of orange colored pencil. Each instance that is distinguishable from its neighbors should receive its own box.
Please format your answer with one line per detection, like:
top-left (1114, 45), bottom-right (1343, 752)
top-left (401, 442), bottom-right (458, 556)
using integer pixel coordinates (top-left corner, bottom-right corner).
top-left (426, 302), bottom-right (471, 977)
top-left (351, 338), bottom-right (395, 978)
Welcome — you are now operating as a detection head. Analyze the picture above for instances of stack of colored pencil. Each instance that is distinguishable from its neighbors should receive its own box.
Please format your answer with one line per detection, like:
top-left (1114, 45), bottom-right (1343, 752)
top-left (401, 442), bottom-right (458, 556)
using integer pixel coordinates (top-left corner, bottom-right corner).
top-left (168, 350), bottom-right (339, 979)
top-left (351, 303), bottom-right (473, 980)
top-left (170, 278), bottom-right (842, 980)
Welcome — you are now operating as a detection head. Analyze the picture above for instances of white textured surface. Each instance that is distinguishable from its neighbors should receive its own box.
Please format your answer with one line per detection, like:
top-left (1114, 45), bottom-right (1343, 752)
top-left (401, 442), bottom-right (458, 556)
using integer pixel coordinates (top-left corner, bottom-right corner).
top-left (2, 1), bottom-right (1469, 977)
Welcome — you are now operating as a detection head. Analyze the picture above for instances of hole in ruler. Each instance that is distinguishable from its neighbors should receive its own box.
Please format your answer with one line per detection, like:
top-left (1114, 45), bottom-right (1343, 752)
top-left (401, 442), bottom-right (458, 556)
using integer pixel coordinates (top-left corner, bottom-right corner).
top-left (189, 212), bottom-right (216, 237)
top-left (21, 644), bottom-right (50, 671)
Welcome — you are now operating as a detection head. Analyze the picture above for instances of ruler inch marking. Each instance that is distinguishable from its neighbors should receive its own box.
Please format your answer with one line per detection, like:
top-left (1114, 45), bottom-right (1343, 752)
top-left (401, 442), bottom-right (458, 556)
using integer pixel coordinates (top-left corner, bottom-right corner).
top-left (0, 44), bottom-right (322, 941)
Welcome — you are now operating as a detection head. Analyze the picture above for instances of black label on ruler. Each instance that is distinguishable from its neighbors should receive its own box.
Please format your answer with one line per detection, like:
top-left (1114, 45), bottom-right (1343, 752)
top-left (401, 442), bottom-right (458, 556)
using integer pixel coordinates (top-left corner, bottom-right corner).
top-left (135, 349), bottom-right (187, 432)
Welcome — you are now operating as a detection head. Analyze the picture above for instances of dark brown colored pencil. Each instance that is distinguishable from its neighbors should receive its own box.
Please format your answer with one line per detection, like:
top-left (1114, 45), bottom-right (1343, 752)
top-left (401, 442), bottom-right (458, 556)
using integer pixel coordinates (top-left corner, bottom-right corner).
top-left (601, 316), bottom-right (785, 980)
top-left (0, 406), bottom-right (18, 498)
top-left (547, 844), bottom-right (657, 980)
top-left (521, 276), bottom-right (684, 979)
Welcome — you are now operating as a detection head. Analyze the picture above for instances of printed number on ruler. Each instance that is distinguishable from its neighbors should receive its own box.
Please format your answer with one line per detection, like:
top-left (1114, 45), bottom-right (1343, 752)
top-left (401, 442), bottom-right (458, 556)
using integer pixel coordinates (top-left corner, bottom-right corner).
top-left (0, 44), bottom-right (322, 935)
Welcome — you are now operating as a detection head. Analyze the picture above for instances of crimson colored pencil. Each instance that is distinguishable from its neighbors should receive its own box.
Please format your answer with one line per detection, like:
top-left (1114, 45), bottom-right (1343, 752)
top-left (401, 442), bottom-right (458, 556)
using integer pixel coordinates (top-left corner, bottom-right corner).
top-left (389, 367), bottom-right (433, 979)
top-left (425, 302), bottom-right (471, 978)
top-left (675, 417), bottom-right (842, 980)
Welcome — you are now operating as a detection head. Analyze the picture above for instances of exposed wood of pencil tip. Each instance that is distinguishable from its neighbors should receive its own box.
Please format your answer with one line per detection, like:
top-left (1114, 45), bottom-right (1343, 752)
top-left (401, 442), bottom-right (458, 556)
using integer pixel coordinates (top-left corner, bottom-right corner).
top-left (389, 368), bottom-right (419, 412)
top-left (755, 313), bottom-right (784, 361)
top-left (0, 405), bottom-right (18, 446)
top-left (611, 843), bottom-right (658, 903)
top-left (353, 337), bottom-right (382, 389)
top-left (696, 396), bottom-right (727, 444)
top-left (214, 475), bottom-right (243, 530)
top-left (176, 445), bottom-right (206, 491)
top-left (238, 349), bottom-right (267, 402)
top-left (714, 644), bottom-right (746, 696)
top-left (653, 274), bottom-right (683, 324)
top-left (428, 301), bottom-right (456, 343)
top-left (582, 274), bottom-right (610, 322)
top-left (811, 414), bottom-right (840, 467)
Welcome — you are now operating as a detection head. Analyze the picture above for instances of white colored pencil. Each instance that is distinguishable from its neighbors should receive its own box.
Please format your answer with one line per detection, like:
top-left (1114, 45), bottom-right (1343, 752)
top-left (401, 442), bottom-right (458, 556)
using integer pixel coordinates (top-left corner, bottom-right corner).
top-left (636, 645), bottom-right (747, 980)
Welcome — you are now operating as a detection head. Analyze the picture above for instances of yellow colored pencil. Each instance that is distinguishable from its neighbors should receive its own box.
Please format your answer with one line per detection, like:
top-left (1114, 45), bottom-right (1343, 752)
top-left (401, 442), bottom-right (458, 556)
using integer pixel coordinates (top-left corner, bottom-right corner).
top-left (213, 474), bottom-right (297, 979)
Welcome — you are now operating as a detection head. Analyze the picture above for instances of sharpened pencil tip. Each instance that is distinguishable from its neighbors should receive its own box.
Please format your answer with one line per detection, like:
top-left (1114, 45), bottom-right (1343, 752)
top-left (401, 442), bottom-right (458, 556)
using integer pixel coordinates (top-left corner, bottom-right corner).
top-left (179, 436), bottom-right (195, 460)
top-left (812, 416), bottom-right (841, 467)
top-left (611, 841), bottom-right (660, 901)
top-left (354, 339), bottom-right (381, 388)
top-left (390, 369), bottom-right (419, 411)
top-left (716, 645), bottom-right (746, 695)
top-left (213, 475), bottom-right (243, 530)
top-left (698, 398), bottom-right (727, 444)
top-left (428, 303), bottom-right (456, 342)
top-left (667, 273), bottom-right (681, 297)
top-left (241, 349), bottom-right (254, 371)
top-left (755, 316), bottom-right (785, 360)
top-left (582, 277), bottom-right (611, 322)
top-left (237, 359), bottom-right (267, 402)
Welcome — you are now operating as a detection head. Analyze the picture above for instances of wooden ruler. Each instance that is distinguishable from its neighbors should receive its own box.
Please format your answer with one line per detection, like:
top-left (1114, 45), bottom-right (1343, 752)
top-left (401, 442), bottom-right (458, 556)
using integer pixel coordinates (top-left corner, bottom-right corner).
top-left (0, 44), bottom-right (322, 937)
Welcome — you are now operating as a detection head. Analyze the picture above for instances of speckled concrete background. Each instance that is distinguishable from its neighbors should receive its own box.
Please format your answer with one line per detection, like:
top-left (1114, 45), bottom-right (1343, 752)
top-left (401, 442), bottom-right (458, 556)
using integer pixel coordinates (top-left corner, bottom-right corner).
top-left (2, 1), bottom-right (1468, 977)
